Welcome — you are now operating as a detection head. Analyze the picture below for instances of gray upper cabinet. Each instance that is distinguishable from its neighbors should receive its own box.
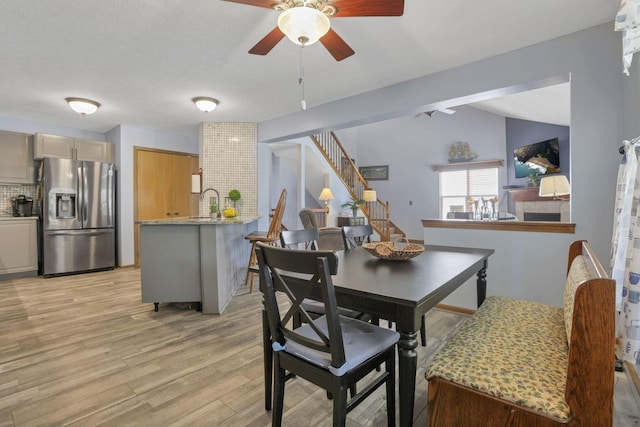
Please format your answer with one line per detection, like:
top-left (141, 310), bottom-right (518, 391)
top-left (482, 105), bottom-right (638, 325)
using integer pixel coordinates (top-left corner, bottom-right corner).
top-left (34, 133), bottom-right (113, 163)
top-left (0, 130), bottom-right (35, 184)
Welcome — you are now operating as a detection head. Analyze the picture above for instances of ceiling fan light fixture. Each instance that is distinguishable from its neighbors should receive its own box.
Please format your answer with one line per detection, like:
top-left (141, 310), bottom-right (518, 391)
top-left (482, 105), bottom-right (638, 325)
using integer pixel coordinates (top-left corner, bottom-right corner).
top-left (65, 97), bottom-right (100, 115)
top-left (192, 97), bottom-right (219, 113)
top-left (278, 7), bottom-right (330, 46)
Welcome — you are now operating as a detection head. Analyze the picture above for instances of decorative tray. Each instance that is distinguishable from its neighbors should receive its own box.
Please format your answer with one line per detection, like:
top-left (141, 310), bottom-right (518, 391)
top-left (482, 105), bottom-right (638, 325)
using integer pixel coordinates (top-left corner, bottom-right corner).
top-left (362, 237), bottom-right (424, 261)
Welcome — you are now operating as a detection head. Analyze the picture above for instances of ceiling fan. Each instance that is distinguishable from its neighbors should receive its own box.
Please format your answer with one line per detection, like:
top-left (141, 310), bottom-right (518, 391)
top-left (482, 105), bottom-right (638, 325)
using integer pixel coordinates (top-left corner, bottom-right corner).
top-left (415, 108), bottom-right (457, 118)
top-left (222, 0), bottom-right (405, 61)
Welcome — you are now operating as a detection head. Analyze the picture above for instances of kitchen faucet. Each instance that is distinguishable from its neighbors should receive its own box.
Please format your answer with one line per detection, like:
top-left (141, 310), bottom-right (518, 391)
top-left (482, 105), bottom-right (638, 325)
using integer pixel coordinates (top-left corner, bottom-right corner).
top-left (200, 188), bottom-right (221, 218)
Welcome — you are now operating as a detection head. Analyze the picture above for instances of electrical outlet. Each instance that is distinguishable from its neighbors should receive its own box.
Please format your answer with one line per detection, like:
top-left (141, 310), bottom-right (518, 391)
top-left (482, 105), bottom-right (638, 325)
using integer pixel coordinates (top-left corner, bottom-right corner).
top-left (409, 201), bottom-right (413, 206)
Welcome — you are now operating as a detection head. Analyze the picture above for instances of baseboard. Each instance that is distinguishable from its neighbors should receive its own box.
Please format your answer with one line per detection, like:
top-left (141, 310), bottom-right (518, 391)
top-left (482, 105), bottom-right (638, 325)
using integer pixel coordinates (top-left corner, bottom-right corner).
top-left (435, 304), bottom-right (476, 316)
top-left (626, 361), bottom-right (640, 402)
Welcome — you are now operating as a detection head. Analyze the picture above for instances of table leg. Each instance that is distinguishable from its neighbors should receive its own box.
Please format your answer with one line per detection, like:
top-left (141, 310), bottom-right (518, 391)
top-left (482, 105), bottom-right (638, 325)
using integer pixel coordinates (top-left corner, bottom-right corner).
top-left (262, 308), bottom-right (272, 411)
top-left (476, 259), bottom-right (488, 308)
top-left (398, 329), bottom-right (418, 427)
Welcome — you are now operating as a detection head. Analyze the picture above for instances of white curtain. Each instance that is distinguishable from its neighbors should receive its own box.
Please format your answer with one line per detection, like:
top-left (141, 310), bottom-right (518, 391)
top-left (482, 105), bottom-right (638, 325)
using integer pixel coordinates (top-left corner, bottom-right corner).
top-left (611, 137), bottom-right (640, 364)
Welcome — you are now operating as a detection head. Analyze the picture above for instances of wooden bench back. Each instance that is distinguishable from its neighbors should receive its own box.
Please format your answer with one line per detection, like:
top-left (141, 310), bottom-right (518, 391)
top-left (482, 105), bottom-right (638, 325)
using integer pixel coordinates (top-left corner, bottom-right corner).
top-left (564, 240), bottom-right (615, 426)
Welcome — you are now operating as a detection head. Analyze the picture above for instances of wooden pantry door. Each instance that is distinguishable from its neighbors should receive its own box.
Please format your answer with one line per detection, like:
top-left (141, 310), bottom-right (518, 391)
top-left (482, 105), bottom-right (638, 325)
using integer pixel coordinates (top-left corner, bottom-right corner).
top-left (134, 147), bottom-right (199, 267)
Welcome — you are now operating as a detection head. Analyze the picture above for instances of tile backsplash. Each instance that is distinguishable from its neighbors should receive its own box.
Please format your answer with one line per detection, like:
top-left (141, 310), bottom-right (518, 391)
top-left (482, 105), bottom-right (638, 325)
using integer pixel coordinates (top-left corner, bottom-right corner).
top-left (199, 122), bottom-right (257, 217)
top-left (0, 184), bottom-right (39, 216)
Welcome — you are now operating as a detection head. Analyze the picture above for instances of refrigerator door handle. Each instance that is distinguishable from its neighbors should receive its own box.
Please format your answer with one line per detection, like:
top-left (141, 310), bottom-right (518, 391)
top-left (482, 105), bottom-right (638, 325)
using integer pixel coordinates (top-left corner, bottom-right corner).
top-left (77, 163), bottom-right (84, 223)
top-left (46, 229), bottom-right (113, 237)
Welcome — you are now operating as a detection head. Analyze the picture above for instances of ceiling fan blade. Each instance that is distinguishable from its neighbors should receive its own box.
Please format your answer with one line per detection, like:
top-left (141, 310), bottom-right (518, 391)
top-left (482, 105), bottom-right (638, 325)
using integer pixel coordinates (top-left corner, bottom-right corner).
top-left (222, 0), bottom-right (278, 9)
top-left (248, 27), bottom-right (285, 55)
top-left (327, 0), bottom-right (404, 17)
top-left (319, 29), bottom-right (355, 61)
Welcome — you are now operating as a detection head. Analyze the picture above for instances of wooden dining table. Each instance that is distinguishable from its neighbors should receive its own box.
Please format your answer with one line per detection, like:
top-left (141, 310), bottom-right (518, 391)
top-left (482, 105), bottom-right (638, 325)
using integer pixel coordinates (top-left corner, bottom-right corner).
top-left (260, 244), bottom-right (494, 426)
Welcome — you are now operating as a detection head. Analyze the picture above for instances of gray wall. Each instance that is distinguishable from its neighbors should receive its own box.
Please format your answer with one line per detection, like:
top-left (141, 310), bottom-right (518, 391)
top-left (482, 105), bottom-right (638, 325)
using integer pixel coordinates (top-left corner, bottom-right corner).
top-left (339, 105), bottom-right (507, 239)
top-left (259, 23), bottom-right (635, 307)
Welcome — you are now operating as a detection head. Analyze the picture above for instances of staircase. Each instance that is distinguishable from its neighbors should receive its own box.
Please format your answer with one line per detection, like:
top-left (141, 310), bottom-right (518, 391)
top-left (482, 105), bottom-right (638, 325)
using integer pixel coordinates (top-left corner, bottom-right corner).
top-left (310, 131), bottom-right (404, 241)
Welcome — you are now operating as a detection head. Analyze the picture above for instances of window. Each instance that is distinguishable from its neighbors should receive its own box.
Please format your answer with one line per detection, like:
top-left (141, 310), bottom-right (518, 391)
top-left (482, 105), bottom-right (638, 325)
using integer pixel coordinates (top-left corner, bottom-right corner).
top-left (439, 167), bottom-right (499, 219)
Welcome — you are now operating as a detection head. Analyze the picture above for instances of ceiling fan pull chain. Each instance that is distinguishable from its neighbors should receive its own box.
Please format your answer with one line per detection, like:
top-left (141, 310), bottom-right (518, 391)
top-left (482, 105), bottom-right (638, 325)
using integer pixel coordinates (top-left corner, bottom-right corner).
top-left (299, 44), bottom-right (306, 110)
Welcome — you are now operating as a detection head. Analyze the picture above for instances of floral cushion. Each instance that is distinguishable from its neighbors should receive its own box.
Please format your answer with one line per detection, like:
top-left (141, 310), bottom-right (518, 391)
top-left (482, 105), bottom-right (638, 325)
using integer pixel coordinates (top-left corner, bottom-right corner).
top-left (563, 255), bottom-right (589, 342)
top-left (426, 296), bottom-right (571, 420)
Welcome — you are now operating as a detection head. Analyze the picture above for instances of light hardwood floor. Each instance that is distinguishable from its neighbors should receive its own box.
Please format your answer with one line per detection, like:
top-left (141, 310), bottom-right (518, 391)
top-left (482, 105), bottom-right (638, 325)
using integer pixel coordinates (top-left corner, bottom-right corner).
top-left (0, 268), bottom-right (638, 426)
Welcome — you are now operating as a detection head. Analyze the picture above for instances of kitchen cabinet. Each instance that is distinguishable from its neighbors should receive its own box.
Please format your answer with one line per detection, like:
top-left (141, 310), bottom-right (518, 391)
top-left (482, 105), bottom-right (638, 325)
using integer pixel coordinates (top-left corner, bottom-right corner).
top-left (0, 217), bottom-right (38, 277)
top-left (34, 133), bottom-right (113, 162)
top-left (139, 217), bottom-right (258, 314)
top-left (0, 130), bottom-right (34, 184)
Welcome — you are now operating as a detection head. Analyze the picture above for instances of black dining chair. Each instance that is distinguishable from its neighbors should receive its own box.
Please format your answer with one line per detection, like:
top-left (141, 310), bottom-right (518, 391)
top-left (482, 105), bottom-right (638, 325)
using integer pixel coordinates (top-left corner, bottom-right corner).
top-left (280, 228), bottom-right (319, 250)
top-left (256, 243), bottom-right (398, 427)
top-left (342, 224), bottom-right (374, 250)
top-left (280, 229), bottom-right (368, 328)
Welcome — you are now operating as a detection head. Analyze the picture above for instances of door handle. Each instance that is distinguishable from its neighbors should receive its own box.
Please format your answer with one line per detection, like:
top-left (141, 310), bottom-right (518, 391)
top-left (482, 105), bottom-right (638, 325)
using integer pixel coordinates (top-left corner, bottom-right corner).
top-left (166, 212), bottom-right (171, 216)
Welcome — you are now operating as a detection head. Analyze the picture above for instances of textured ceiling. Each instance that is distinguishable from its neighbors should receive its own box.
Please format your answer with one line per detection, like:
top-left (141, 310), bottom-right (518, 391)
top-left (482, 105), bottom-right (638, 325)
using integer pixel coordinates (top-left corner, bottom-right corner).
top-left (0, 1), bottom-right (617, 136)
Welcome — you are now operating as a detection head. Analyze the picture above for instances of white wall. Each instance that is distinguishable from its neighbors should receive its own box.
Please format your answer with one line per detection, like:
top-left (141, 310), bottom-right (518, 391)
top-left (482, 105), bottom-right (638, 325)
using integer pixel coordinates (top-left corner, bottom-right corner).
top-left (258, 23), bottom-right (631, 307)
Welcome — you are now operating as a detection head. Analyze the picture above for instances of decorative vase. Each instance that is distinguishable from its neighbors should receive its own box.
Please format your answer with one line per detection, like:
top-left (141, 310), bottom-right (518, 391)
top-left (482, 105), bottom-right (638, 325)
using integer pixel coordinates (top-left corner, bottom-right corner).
top-left (352, 208), bottom-right (358, 217)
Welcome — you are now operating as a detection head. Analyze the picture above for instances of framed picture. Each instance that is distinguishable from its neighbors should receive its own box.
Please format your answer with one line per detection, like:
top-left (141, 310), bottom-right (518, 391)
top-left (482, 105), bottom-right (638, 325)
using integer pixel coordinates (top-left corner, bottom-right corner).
top-left (359, 165), bottom-right (389, 181)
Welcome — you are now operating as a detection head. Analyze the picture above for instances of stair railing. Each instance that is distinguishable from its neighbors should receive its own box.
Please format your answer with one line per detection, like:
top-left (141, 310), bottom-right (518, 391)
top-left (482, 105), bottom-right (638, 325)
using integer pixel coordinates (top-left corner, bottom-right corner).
top-left (310, 131), bottom-right (396, 240)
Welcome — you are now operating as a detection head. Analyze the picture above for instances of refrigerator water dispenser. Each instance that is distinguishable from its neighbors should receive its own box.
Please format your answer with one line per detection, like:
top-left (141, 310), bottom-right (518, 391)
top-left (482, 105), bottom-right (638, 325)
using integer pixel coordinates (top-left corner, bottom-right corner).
top-left (55, 193), bottom-right (76, 219)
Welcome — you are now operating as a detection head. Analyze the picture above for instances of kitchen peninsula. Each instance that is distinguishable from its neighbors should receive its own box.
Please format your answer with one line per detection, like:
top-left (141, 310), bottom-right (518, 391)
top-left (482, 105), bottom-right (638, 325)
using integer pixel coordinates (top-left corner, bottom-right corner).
top-left (138, 216), bottom-right (258, 314)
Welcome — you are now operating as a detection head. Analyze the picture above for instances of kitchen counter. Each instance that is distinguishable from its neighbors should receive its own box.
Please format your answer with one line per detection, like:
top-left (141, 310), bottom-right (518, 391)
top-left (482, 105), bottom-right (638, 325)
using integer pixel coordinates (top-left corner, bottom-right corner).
top-left (136, 216), bottom-right (258, 225)
top-left (138, 216), bottom-right (258, 314)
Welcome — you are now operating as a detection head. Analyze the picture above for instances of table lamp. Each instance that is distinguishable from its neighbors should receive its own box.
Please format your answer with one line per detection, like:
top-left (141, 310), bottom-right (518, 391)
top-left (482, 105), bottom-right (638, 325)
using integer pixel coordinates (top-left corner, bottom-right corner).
top-left (363, 189), bottom-right (377, 202)
top-left (319, 188), bottom-right (334, 213)
top-left (538, 175), bottom-right (570, 198)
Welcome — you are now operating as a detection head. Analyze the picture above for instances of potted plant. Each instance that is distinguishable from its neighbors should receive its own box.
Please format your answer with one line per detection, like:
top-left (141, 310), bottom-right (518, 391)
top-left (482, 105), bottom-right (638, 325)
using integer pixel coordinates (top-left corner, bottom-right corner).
top-left (228, 189), bottom-right (241, 206)
top-left (341, 198), bottom-right (365, 217)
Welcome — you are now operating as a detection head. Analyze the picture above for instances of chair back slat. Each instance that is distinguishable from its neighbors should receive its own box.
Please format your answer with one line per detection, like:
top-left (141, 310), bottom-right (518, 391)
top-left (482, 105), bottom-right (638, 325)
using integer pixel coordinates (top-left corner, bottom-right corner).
top-left (342, 224), bottom-right (373, 250)
top-left (256, 243), bottom-right (346, 368)
top-left (266, 189), bottom-right (287, 240)
top-left (280, 228), bottom-right (319, 250)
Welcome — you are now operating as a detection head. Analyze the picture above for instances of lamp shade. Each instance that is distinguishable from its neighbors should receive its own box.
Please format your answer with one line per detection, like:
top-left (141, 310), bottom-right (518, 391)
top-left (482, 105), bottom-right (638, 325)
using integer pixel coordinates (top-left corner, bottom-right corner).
top-left (192, 97), bottom-right (218, 113)
top-left (319, 187), bottom-right (334, 200)
top-left (277, 7), bottom-right (330, 46)
top-left (539, 175), bottom-right (570, 197)
top-left (363, 190), bottom-right (377, 202)
top-left (65, 97), bottom-right (100, 115)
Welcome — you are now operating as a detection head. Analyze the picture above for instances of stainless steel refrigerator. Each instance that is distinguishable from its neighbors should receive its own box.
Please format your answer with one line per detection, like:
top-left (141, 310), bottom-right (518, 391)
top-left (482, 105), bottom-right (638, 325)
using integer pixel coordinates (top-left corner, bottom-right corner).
top-left (42, 157), bottom-right (116, 276)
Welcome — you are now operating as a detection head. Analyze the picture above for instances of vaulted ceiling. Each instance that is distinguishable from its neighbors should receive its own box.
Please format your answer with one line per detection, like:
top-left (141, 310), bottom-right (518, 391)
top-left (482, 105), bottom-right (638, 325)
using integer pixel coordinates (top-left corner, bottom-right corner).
top-left (0, 1), bottom-right (617, 136)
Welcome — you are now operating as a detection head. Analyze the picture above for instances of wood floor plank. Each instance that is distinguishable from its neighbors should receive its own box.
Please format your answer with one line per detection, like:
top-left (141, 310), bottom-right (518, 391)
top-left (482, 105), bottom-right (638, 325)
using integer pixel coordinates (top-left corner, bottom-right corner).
top-left (0, 268), bottom-right (637, 426)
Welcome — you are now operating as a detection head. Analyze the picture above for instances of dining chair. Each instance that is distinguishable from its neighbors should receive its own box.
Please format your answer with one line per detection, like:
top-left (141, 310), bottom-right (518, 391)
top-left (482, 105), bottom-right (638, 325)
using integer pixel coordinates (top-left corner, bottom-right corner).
top-left (280, 228), bottom-right (368, 329)
top-left (341, 224), bottom-right (374, 250)
top-left (280, 228), bottom-right (319, 250)
top-left (243, 188), bottom-right (287, 293)
top-left (256, 243), bottom-right (398, 427)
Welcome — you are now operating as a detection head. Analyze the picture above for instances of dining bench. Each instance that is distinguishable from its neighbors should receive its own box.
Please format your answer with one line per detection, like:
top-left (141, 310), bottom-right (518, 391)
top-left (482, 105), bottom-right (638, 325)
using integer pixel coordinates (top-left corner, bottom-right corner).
top-left (425, 240), bottom-right (616, 426)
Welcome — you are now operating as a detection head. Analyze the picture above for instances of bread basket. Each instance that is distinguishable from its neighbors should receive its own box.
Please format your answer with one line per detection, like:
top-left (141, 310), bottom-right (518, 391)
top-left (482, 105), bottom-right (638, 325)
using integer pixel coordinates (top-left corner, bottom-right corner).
top-left (362, 237), bottom-right (424, 260)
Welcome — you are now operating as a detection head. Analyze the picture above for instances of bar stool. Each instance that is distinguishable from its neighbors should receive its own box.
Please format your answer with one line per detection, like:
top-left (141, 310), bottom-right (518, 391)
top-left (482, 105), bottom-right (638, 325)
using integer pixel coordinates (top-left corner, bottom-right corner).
top-left (243, 188), bottom-right (287, 292)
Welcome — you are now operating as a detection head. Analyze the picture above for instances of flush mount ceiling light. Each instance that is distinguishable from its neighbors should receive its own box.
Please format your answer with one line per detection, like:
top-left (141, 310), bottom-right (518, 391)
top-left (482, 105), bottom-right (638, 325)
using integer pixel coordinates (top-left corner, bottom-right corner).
top-left (192, 97), bottom-right (219, 113)
top-left (65, 97), bottom-right (100, 115)
top-left (277, 6), bottom-right (330, 46)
